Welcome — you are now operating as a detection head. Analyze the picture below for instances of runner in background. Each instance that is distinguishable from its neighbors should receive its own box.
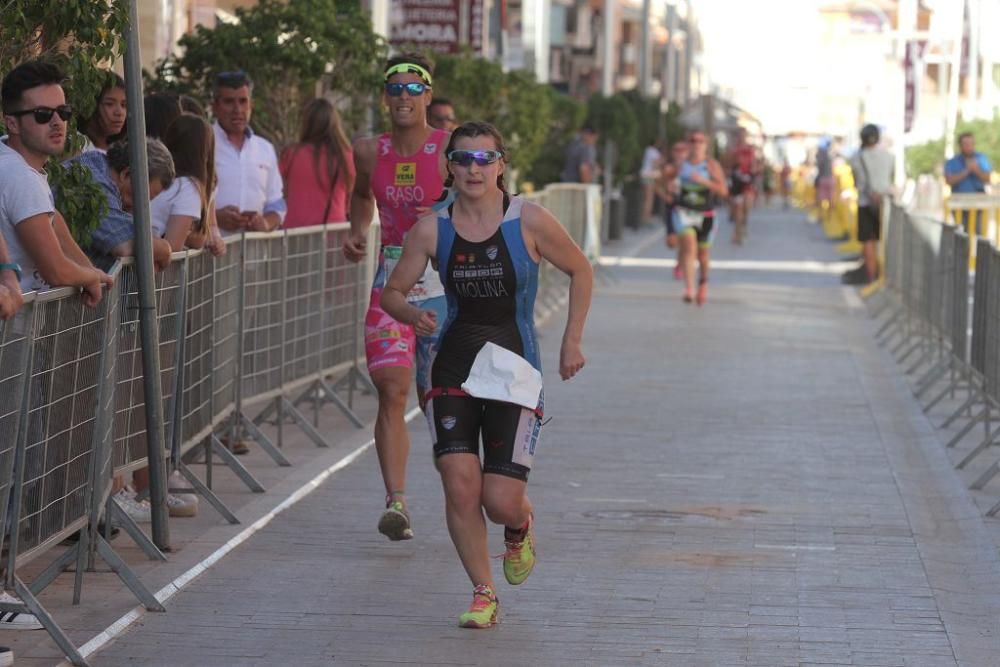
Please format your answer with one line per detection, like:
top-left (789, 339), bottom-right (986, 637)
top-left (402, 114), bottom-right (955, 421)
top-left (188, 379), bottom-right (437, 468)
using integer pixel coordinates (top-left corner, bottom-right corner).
top-left (724, 127), bottom-right (757, 245)
top-left (343, 53), bottom-right (450, 541)
top-left (676, 130), bottom-right (728, 305)
top-left (656, 139), bottom-right (689, 281)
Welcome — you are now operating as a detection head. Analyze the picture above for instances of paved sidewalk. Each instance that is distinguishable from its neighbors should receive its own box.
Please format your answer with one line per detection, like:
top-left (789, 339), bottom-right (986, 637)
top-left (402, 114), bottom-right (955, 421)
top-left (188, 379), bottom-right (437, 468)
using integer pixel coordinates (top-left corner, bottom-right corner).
top-left (90, 207), bottom-right (1000, 666)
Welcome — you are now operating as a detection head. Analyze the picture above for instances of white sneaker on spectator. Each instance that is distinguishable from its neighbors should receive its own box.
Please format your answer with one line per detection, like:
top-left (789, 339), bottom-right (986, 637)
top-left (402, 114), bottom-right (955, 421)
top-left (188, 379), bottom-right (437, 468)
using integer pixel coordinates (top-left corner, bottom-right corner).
top-left (0, 645), bottom-right (13, 666)
top-left (169, 469), bottom-right (192, 492)
top-left (112, 488), bottom-right (151, 523)
top-left (166, 493), bottom-right (198, 518)
top-left (0, 592), bottom-right (42, 631)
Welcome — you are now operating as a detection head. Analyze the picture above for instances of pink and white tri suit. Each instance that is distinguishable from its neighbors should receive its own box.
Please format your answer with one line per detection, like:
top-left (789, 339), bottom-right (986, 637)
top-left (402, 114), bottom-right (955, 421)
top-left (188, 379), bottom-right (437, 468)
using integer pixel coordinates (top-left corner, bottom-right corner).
top-left (365, 128), bottom-right (449, 390)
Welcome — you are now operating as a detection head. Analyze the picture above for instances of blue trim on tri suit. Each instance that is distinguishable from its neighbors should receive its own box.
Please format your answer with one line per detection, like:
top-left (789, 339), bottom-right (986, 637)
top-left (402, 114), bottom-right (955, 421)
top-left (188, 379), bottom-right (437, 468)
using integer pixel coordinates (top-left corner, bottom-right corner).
top-left (498, 216), bottom-right (541, 372)
top-left (435, 210), bottom-right (541, 373)
top-left (436, 216), bottom-right (460, 347)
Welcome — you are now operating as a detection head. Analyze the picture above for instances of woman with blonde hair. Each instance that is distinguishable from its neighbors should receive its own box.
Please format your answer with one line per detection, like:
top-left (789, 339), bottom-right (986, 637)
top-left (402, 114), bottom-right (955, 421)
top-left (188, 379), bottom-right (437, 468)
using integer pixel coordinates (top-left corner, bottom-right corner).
top-left (280, 98), bottom-right (356, 227)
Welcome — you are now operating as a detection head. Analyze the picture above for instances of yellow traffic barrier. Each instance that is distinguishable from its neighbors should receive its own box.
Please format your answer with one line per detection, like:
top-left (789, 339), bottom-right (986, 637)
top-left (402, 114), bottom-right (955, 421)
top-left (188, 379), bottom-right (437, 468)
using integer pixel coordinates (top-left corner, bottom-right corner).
top-left (944, 193), bottom-right (1000, 270)
top-left (826, 163), bottom-right (854, 247)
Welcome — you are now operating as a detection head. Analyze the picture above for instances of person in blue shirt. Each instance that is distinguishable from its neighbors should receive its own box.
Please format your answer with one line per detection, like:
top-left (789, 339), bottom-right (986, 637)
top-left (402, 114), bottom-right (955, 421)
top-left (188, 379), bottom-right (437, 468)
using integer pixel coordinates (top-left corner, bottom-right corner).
top-left (944, 132), bottom-right (992, 231)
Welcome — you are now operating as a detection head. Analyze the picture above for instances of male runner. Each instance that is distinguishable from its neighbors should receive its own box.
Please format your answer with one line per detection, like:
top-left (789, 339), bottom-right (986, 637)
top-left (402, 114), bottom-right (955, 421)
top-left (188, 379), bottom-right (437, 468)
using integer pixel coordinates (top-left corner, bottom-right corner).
top-left (343, 54), bottom-right (449, 541)
top-left (725, 128), bottom-right (757, 245)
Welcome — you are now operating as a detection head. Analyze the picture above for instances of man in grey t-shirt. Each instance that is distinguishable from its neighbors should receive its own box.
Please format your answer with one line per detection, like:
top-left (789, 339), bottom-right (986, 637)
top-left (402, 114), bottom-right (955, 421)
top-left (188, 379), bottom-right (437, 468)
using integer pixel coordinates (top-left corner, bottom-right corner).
top-left (561, 126), bottom-right (599, 183)
top-left (844, 123), bottom-right (894, 285)
top-left (1, 60), bottom-right (111, 304)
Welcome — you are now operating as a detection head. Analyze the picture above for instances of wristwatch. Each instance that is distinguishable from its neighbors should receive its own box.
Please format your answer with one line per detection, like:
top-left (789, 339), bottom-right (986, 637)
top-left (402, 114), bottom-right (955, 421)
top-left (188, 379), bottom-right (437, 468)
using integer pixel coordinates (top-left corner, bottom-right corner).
top-left (0, 262), bottom-right (22, 282)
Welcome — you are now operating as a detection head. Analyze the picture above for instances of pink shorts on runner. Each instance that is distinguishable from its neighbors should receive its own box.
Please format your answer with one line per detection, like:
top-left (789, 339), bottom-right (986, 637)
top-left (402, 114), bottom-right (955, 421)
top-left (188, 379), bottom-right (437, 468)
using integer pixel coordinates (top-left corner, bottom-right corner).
top-left (365, 286), bottom-right (416, 373)
top-left (364, 285), bottom-right (447, 390)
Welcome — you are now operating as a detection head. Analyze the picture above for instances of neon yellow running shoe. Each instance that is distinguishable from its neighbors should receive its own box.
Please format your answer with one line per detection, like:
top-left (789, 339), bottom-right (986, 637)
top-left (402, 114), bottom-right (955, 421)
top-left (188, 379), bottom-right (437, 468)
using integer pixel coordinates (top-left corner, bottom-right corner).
top-left (377, 497), bottom-right (413, 541)
top-left (502, 514), bottom-right (535, 585)
top-left (458, 584), bottom-right (499, 628)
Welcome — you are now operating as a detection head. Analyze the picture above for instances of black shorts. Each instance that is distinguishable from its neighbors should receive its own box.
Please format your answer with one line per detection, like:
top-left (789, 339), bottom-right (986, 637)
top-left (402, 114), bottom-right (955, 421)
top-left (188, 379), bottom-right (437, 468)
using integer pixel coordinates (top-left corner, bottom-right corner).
top-left (857, 205), bottom-right (880, 242)
top-left (730, 176), bottom-right (753, 197)
top-left (427, 394), bottom-right (542, 481)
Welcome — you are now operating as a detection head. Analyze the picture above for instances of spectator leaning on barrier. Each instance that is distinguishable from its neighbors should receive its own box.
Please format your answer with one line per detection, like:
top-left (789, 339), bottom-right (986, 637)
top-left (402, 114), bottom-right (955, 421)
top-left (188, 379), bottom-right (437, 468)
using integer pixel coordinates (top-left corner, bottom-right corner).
top-left (79, 72), bottom-right (127, 154)
top-left (944, 131), bottom-right (992, 232)
top-left (945, 132), bottom-right (991, 194)
top-left (179, 94), bottom-right (207, 118)
top-left (0, 233), bottom-right (21, 320)
top-left (561, 125), bottom-right (599, 184)
top-left (279, 98), bottom-right (355, 227)
top-left (144, 92), bottom-right (181, 140)
top-left (844, 123), bottom-right (894, 286)
top-left (64, 140), bottom-right (175, 272)
top-left (153, 113), bottom-right (225, 255)
top-left (211, 70), bottom-right (285, 235)
top-left (0, 60), bottom-right (112, 307)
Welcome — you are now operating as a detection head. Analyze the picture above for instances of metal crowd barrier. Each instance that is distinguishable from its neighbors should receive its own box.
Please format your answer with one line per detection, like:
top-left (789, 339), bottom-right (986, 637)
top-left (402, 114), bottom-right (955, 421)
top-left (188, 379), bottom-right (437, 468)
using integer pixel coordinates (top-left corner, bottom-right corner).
top-left (0, 184), bottom-right (598, 666)
top-left (872, 199), bottom-right (1000, 519)
top-left (0, 223), bottom-right (374, 666)
top-left (522, 183), bottom-right (602, 321)
top-left (943, 193), bottom-right (1000, 269)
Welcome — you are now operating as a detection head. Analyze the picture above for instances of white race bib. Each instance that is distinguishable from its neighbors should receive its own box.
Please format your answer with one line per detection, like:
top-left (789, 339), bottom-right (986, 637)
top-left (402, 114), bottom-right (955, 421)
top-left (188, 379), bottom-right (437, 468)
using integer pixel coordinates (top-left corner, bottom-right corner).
top-left (383, 246), bottom-right (446, 303)
top-left (677, 209), bottom-right (706, 230)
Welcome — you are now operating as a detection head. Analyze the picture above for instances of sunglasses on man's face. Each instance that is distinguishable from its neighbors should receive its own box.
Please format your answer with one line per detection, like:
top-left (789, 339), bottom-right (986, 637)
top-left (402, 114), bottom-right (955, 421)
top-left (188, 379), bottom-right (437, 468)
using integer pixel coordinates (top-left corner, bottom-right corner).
top-left (385, 82), bottom-right (429, 97)
top-left (448, 150), bottom-right (504, 167)
top-left (7, 105), bottom-right (73, 124)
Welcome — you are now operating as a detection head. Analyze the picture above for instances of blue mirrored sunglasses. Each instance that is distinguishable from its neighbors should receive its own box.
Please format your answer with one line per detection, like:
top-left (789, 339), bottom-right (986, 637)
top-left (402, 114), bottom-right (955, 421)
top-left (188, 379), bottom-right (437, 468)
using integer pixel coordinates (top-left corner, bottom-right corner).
top-left (447, 150), bottom-right (504, 167)
top-left (385, 82), bottom-right (429, 97)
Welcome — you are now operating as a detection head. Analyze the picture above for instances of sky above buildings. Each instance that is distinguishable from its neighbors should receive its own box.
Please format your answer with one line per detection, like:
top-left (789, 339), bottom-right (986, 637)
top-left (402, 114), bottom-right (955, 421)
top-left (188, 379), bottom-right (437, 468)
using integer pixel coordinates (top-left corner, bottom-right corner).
top-left (696, 0), bottom-right (965, 135)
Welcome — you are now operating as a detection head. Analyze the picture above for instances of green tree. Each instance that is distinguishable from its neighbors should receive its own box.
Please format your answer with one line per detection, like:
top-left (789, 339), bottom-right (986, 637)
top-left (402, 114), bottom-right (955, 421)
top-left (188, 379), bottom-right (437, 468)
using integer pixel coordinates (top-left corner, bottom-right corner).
top-left (524, 88), bottom-right (587, 188)
top-left (430, 50), bottom-right (554, 184)
top-left (147, 0), bottom-right (386, 148)
top-left (906, 115), bottom-right (1000, 178)
top-left (0, 0), bottom-right (131, 246)
top-left (587, 93), bottom-right (640, 185)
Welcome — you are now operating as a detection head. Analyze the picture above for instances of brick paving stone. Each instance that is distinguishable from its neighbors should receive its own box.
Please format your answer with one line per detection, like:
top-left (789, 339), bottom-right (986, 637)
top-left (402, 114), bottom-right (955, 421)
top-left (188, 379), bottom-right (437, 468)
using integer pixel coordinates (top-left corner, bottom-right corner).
top-left (83, 208), bottom-right (1000, 666)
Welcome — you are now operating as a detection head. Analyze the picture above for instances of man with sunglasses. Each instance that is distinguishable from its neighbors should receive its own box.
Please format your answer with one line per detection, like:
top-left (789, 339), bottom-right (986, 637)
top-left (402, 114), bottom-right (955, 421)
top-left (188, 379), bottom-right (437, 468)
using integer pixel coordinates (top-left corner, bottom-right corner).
top-left (0, 60), bottom-right (112, 308)
top-left (212, 70), bottom-right (285, 237)
top-left (344, 53), bottom-right (449, 541)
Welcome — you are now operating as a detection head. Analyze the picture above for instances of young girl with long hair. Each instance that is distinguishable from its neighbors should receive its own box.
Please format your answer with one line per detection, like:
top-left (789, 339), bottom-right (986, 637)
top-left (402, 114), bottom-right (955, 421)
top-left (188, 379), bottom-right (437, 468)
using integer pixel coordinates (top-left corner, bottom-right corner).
top-left (280, 98), bottom-right (355, 227)
top-left (380, 121), bottom-right (593, 628)
top-left (150, 113), bottom-right (224, 255)
top-left (80, 73), bottom-right (126, 153)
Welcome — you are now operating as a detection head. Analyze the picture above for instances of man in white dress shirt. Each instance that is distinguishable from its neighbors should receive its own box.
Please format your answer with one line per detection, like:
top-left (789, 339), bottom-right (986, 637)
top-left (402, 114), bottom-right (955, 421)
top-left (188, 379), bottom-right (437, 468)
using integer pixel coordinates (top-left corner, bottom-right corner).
top-left (211, 71), bottom-right (285, 235)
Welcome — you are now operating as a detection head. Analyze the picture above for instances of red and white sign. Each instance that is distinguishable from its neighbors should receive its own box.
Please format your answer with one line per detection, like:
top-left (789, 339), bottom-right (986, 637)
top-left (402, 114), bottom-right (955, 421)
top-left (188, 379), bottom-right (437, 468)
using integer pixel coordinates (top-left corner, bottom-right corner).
top-left (389, 0), bottom-right (484, 54)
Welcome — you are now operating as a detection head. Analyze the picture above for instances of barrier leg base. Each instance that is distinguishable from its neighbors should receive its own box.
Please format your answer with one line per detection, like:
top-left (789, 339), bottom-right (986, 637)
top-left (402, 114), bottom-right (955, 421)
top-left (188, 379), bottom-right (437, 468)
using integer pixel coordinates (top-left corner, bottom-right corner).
top-left (28, 541), bottom-right (82, 598)
top-left (914, 360), bottom-right (949, 399)
top-left (2, 578), bottom-right (90, 667)
top-left (942, 393), bottom-right (980, 431)
top-left (108, 497), bottom-right (167, 561)
top-left (240, 413), bottom-right (292, 466)
top-left (323, 377), bottom-right (366, 429)
top-left (211, 434), bottom-right (266, 492)
top-left (945, 406), bottom-right (989, 448)
top-left (971, 458), bottom-right (1000, 491)
top-left (176, 461), bottom-right (239, 524)
top-left (956, 428), bottom-right (1000, 470)
top-left (94, 535), bottom-right (164, 612)
top-left (281, 397), bottom-right (330, 447)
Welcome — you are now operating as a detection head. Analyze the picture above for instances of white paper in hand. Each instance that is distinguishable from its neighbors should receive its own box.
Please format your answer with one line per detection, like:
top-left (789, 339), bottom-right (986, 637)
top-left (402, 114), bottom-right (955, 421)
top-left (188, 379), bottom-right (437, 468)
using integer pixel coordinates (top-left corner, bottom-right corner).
top-left (461, 342), bottom-right (542, 410)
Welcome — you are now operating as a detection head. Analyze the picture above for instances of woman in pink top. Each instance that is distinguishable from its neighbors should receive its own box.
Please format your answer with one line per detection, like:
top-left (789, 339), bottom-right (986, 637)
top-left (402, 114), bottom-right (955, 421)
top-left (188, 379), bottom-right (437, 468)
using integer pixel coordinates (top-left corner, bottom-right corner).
top-left (280, 99), bottom-right (355, 227)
